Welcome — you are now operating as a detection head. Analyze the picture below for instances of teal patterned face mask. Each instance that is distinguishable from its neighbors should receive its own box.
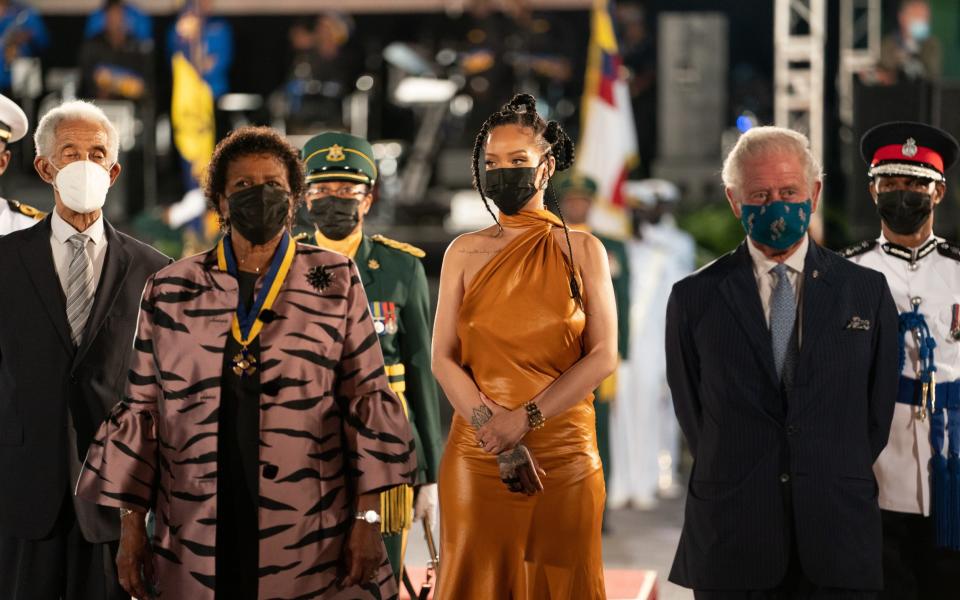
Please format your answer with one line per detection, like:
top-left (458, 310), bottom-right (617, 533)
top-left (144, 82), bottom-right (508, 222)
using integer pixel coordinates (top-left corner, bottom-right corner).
top-left (739, 199), bottom-right (812, 251)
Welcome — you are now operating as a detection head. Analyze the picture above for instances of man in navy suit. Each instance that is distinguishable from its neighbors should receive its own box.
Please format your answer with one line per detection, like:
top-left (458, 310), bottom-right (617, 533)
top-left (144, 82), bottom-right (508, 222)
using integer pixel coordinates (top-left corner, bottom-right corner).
top-left (666, 126), bottom-right (900, 598)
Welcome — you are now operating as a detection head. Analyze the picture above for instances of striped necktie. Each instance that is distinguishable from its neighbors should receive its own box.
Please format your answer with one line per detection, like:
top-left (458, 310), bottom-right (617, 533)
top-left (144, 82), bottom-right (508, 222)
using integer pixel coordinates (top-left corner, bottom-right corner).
top-left (65, 233), bottom-right (95, 346)
top-left (770, 263), bottom-right (797, 381)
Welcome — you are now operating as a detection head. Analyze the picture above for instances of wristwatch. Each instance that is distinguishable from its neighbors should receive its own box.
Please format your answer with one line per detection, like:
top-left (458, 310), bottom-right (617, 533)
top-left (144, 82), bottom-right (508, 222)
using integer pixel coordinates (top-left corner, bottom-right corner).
top-left (355, 509), bottom-right (381, 525)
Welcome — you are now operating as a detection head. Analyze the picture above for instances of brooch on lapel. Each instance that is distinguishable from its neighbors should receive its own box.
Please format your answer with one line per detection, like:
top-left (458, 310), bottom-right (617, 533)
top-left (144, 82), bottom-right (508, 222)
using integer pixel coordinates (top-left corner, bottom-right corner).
top-left (368, 259), bottom-right (380, 270)
top-left (845, 316), bottom-right (871, 331)
top-left (306, 265), bottom-right (333, 292)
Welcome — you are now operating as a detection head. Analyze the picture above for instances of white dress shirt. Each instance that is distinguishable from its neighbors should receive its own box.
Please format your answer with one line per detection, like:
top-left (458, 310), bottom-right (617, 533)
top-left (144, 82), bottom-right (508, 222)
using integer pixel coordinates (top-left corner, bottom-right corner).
top-left (50, 209), bottom-right (110, 542)
top-left (49, 209), bottom-right (108, 297)
top-left (846, 233), bottom-right (960, 515)
top-left (747, 234), bottom-right (808, 328)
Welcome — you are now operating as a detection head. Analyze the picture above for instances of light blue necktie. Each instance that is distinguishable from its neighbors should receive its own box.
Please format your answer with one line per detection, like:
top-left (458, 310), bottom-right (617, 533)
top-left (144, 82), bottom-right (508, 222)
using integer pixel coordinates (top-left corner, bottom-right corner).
top-left (770, 263), bottom-right (796, 381)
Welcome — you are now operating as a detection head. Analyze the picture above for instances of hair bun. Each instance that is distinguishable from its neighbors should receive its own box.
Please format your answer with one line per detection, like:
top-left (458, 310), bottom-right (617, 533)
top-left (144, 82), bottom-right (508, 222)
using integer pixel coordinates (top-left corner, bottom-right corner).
top-left (545, 121), bottom-right (575, 171)
top-left (505, 93), bottom-right (538, 114)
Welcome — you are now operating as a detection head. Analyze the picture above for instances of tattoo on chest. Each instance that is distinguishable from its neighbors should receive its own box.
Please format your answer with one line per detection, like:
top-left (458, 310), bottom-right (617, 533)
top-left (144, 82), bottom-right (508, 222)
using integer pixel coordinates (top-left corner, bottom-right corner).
top-left (458, 248), bottom-right (501, 255)
top-left (471, 405), bottom-right (494, 429)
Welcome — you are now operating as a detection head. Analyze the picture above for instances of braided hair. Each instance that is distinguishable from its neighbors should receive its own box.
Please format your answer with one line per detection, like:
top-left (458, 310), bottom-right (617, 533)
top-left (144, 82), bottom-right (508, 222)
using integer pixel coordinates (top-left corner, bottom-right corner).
top-left (470, 93), bottom-right (582, 304)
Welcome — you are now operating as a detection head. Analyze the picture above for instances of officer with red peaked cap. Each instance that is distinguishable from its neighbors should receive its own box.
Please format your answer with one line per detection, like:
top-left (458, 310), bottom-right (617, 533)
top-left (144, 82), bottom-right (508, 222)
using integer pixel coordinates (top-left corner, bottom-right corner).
top-left (841, 121), bottom-right (960, 599)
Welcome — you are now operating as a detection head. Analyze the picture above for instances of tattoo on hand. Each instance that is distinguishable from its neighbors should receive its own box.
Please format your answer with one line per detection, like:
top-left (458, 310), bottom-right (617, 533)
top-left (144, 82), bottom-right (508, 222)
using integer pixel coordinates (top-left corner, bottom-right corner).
top-left (471, 405), bottom-right (494, 429)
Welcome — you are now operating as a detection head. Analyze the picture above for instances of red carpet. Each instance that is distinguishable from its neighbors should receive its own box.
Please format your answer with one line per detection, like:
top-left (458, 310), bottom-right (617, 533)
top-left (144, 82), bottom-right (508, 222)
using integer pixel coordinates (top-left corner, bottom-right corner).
top-left (399, 568), bottom-right (658, 599)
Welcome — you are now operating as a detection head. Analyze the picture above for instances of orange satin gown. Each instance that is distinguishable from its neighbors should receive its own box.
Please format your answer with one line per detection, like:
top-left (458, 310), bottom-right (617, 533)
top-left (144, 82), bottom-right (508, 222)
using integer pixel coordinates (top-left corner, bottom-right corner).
top-left (437, 209), bottom-right (606, 600)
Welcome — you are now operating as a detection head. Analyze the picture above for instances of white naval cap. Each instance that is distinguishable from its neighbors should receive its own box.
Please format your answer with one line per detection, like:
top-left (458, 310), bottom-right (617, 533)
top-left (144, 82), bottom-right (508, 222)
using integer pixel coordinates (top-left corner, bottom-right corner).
top-left (0, 94), bottom-right (28, 144)
top-left (623, 178), bottom-right (681, 207)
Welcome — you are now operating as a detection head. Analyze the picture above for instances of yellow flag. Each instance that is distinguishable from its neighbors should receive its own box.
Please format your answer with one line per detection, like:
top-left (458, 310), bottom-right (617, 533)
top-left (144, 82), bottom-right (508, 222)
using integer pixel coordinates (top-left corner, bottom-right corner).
top-left (171, 52), bottom-right (215, 182)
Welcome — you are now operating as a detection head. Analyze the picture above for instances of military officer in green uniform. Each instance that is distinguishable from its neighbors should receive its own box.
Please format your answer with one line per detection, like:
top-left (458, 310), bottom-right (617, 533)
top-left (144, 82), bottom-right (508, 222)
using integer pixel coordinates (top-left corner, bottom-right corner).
top-left (295, 131), bottom-right (443, 581)
top-left (553, 172), bottom-right (630, 523)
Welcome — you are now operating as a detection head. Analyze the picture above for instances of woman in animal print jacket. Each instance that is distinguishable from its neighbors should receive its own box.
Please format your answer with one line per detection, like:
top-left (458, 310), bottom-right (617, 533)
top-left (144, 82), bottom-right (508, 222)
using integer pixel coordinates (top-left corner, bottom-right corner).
top-left (77, 127), bottom-right (416, 599)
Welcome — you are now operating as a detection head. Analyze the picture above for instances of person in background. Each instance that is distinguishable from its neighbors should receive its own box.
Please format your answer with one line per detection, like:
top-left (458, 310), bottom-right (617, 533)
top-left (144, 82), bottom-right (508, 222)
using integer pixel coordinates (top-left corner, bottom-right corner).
top-left (168, 0), bottom-right (233, 104)
top-left (667, 126), bottom-right (899, 598)
top-left (841, 121), bottom-right (960, 600)
top-left (0, 93), bottom-right (42, 234)
top-left (83, 0), bottom-right (152, 43)
top-left (295, 131), bottom-right (443, 583)
top-left (635, 179), bottom-right (695, 498)
top-left (78, 0), bottom-right (153, 102)
top-left (879, 0), bottom-right (941, 83)
top-left (285, 12), bottom-right (361, 132)
top-left (167, 0), bottom-right (234, 250)
top-left (0, 99), bottom-right (169, 600)
top-left (552, 170), bottom-right (630, 532)
top-left (0, 0), bottom-right (48, 93)
top-left (609, 179), bottom-right (695, 511)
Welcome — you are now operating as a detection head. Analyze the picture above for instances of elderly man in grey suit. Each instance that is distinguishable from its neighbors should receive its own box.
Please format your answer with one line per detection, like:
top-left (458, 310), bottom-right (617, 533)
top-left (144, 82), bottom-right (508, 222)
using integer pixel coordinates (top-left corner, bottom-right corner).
top-left (0, 100), bottom-right (169, 599)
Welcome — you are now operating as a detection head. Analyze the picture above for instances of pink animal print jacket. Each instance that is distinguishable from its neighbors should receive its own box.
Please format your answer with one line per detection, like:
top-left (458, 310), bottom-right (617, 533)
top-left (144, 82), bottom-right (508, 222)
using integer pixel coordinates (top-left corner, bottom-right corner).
top-left (77, 242), bottom-right (416, 599)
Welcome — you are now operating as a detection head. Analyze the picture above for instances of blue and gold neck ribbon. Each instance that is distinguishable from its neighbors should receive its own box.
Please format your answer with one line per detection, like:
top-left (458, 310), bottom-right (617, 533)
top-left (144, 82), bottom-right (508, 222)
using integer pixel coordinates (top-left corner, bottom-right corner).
top-left (216, 231), bottom-right (296, 352)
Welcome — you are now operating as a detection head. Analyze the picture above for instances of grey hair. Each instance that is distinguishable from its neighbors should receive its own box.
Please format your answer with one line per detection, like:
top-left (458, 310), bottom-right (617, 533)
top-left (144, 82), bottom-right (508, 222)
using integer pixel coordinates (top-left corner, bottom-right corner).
top-left (721, 126), bottom-right (823, 191)
top-left (34, 100), bottom-right (120, 163)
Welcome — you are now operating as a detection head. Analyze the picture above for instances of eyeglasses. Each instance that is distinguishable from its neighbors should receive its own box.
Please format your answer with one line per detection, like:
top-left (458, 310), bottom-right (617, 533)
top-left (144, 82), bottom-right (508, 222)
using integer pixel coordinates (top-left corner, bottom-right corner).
top-left (306, 185), bottom-right (369, 200)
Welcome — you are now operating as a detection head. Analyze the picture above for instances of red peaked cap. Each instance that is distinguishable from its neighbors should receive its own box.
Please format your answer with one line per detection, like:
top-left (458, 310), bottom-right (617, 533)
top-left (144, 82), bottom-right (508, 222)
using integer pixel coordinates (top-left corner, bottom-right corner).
top-left (860, 121), bottom-right (959, 181)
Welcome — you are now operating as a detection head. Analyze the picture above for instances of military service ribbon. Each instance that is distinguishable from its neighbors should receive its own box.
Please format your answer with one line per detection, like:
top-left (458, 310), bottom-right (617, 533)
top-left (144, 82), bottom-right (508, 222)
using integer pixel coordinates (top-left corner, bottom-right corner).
top-left (384, 301), bottom-right (398, 334)
top-left (217, 232), bottom-right (296, 376)
top-left (371, 301), bottom-right (386, 334)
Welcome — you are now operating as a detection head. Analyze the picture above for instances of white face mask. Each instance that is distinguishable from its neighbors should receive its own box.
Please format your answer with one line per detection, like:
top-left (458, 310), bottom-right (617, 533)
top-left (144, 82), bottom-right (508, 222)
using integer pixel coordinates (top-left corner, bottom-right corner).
top-left (53, 160), bottom-right (112, 214)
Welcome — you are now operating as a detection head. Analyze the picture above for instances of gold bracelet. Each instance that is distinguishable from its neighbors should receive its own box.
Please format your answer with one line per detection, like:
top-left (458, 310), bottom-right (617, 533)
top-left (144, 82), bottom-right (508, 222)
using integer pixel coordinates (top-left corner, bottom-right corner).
top-left (523, 401), bottom-right (546, 430)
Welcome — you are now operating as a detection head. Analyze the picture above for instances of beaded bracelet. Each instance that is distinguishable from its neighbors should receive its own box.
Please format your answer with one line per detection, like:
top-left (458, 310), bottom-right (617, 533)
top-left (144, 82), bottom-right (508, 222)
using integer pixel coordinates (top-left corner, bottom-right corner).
top-left (524, 401), bottom-right (546, 430)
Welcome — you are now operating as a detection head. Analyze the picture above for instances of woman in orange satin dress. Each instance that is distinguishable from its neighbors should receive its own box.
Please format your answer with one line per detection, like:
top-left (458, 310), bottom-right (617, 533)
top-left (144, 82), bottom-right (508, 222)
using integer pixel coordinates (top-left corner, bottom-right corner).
top-left (431, 94), bottom-right (619, 599)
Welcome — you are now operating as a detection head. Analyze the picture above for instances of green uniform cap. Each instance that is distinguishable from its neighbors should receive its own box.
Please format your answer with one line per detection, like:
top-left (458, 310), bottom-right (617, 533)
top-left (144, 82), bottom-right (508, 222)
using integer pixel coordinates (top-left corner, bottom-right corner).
top-left (552, 171), bottom-right (598, 199)
top-left (301, 131), bottom-right (378, 186)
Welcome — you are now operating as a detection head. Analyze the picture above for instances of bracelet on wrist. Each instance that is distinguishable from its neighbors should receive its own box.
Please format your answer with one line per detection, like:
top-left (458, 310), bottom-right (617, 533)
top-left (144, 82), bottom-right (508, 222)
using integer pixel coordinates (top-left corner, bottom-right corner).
top-left (523, 401), bottom-right (546, 431)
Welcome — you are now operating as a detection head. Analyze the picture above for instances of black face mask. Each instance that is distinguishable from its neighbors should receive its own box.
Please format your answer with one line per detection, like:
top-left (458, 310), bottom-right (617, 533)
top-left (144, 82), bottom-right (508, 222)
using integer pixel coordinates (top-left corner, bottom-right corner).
top-left (303, 196), bottom-right (361, 240)
top-left (227, 183), bottom-right (289, 245)
top-left (876, 190), bottom-right (933, 235)
top-left (484, 163), bottom-right (547, 215)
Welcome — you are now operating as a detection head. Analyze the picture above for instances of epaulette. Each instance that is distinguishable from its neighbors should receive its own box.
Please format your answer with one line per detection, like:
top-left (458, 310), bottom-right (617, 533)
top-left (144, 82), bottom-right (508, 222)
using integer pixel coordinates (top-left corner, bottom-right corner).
top-left (838, 239), bottom-right (877, 259)
top-left (7, 198), bottom-right (45, 221)
top-left (371, 234), bottom-right (425, 258)
top-left (937, 240), bottom-right (960, 262)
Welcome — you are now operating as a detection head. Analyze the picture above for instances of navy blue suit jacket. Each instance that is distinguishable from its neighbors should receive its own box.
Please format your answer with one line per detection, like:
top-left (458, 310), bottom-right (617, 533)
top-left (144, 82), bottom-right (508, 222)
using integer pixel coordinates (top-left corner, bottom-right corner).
top-left (666, 239), bottom-right (899, 591)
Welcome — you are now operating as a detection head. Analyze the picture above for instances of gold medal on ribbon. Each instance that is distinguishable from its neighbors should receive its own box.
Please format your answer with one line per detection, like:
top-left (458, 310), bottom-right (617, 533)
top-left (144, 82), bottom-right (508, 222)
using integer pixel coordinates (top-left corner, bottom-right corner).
top-left (232, 346), bottom-right (259, 376)
top-left (217, 233), bottom-right (297, 377)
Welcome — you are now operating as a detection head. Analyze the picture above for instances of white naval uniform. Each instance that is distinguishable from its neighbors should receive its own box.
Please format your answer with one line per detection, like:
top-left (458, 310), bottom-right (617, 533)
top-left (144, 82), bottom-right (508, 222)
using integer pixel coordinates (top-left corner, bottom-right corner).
top-left (609, 218), bottom-right (694, 507)
top-left (844, 234), bottom-right (960, 516)
top-left (0, 198), bottom-right (39, 235)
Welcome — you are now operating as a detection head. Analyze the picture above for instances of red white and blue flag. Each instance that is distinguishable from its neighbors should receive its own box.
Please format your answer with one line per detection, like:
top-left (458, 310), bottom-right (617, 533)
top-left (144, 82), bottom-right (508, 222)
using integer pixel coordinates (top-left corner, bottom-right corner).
top-left (578, 0), bottom-right (639, 237)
